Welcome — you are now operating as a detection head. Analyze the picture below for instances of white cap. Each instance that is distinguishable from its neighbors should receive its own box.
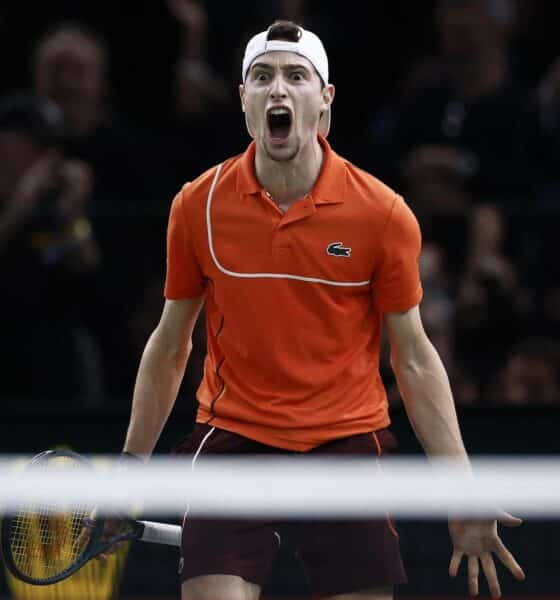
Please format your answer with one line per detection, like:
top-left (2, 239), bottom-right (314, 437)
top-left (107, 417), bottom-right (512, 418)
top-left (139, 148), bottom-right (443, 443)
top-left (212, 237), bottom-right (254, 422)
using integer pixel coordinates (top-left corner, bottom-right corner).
top-left (242, 24), bottom-right (331, 137)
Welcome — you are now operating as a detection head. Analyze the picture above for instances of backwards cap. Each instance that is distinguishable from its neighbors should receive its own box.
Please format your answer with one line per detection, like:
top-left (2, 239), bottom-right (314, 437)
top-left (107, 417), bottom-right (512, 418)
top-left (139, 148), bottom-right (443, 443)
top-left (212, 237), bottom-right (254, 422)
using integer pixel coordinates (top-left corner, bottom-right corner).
top-left (242, 24), bottom-right (331, 137)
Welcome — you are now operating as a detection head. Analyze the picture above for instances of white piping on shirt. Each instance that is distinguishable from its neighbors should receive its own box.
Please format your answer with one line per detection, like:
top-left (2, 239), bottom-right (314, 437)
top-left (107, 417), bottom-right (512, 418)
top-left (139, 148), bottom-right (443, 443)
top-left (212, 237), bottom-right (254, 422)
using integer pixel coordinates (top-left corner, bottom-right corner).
top-left (182, 426), bottom-right (216, 529)
top-left (191, 426), bottom-right (216, 468)
top-left (206, 163), bottom-right (371, 287)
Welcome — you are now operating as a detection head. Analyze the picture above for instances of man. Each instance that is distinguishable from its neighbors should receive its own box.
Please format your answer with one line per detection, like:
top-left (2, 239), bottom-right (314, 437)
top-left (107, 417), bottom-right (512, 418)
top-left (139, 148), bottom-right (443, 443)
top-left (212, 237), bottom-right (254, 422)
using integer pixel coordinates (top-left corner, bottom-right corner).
top-left (0, 93), bottom-right (101, 402)
top-left (397, 0), bottom-right (529, 209)
top-left (121, 21), bottom-right (525, 600)
top-left (33, 23), bottom-right (173, 395)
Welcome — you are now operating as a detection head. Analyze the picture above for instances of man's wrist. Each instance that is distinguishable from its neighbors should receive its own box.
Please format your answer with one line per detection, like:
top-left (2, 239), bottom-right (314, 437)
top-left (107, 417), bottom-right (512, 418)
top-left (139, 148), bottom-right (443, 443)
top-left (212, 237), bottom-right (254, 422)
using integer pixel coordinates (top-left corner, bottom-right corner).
top-left (118, 451), bottom-right (147, 467)
top-left (120, 451), bottom-right (143, 460)
top-left (117, 452), bottom-right (145, 517)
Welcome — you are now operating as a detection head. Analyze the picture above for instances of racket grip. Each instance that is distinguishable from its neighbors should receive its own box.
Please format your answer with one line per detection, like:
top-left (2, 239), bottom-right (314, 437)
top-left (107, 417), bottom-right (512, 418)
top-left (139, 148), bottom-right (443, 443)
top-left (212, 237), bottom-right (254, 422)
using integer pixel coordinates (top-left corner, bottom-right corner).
top-left (138, 521), bottom-right (182, 546)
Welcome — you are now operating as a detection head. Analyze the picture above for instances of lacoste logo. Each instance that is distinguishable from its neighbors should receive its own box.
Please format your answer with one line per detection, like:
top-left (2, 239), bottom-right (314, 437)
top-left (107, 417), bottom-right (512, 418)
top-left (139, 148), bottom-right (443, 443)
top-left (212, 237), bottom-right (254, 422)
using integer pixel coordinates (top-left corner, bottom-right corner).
top-left (326, 242), bottom-right (351, 257)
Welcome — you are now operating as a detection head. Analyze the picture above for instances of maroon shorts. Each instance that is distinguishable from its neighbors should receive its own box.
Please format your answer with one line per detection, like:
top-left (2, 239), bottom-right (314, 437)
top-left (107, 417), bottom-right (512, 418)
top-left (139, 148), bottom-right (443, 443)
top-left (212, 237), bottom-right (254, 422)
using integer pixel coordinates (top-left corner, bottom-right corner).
top-left (173, 424), bottom-right (407, 596)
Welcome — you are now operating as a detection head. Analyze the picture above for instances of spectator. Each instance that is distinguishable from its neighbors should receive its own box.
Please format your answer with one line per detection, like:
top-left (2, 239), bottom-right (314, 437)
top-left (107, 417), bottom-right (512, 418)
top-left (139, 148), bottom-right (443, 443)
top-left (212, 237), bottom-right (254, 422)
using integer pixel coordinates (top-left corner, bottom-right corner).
top-left (419, 242), bottom-right (455, 367)
top-left (419, 241), bottom-right (480, 405)
top-left (0, 93), bottom-right (102, 404)
top-left (33, 22), bottom-right (174, 396)
top-left (489, 340), bottom-right (560, 405)
top-left (33, 22), bottom-right (170, 210)
top-left (162, 0), bottom-right (243, 187)
top-left (377, 0), bottom-right (530, 213)
top-left (454, 204), bottom-right (530, 394)
top-left (522, 54), bottom-right (560, 212)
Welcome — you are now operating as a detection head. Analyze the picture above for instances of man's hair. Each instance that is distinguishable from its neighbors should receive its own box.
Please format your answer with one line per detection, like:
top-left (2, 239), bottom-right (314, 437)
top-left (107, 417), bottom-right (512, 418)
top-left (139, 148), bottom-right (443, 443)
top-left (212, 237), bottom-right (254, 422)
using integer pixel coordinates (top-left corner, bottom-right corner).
top-left (266, 20), bottom-right (302, 43)
top-left (33, 21), bottom-right (108, 68)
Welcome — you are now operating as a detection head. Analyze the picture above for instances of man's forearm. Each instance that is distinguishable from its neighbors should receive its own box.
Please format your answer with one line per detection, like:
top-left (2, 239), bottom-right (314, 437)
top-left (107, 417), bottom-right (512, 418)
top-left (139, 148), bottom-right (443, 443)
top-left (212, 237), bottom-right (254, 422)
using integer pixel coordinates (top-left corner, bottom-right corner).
top-left (123, 327), bottom-right (192, 457)
top-left (391, 338), bottom-right (471, 471)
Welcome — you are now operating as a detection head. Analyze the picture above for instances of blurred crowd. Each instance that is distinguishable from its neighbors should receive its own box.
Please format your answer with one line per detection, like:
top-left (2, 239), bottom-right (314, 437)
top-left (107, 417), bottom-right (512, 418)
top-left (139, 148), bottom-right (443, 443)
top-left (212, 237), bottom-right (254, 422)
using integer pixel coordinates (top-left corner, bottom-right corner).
top-left (0, 0), bottom-right (559, 410)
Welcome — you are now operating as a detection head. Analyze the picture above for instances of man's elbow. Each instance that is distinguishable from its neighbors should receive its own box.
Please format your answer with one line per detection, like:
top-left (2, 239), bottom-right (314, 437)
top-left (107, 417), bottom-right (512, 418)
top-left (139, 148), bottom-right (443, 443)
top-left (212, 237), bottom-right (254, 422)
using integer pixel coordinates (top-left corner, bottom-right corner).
top-left (148, 325), bottom-right (192, 369)
top-left (390, 337), bottom-right (436, 378)
top-left (391, 352), bottom-right (424, 378)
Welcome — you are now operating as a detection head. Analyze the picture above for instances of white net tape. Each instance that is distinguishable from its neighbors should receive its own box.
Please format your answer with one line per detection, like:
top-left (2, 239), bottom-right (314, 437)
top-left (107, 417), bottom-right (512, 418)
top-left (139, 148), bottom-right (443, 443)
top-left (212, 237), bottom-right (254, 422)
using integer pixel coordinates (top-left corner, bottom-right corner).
top-left (0, 456), bottom-right (559, 517)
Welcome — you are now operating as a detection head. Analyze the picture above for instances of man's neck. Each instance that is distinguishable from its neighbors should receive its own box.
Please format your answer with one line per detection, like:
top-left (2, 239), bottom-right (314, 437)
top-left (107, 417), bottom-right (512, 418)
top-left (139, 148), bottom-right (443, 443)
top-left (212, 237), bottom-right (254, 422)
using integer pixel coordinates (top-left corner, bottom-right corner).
top-left (254, 136), bottom-right (324, 209)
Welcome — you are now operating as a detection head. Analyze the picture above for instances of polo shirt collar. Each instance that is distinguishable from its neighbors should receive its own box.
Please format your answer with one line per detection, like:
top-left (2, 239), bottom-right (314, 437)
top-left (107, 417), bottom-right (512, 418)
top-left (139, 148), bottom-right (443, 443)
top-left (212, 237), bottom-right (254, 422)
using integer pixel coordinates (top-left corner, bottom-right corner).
top-left (237, 141), bottom-right (260, 195)
top-left (311, 136), bottom-right (346, 205)
top-left (236, 136), bottom-right (346, 204)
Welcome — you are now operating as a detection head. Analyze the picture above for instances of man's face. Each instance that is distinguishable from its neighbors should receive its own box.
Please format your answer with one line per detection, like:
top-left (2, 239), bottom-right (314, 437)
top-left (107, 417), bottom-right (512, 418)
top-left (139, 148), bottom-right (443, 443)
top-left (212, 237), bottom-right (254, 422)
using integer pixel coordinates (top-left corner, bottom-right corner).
top-left (239, 51), bottom-right (333, 161)
top-left (437, 1), bottom-right (497, 67)
top-left (34, 31), bottom-right (105, 126)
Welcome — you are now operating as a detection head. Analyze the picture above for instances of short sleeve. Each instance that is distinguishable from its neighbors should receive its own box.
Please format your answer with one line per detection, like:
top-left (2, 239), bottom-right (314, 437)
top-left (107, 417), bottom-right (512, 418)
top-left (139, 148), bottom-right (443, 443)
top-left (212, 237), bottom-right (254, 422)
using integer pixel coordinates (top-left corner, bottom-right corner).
top-left (164, 187), bottom-right (206, 299)
top-left (372, 194), bottom-right (423, 313)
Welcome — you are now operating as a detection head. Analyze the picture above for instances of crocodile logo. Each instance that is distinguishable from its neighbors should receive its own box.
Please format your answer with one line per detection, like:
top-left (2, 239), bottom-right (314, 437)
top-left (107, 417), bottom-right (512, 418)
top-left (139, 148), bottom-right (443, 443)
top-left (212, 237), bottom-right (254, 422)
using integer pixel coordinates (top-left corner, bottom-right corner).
top-left (326, 242), bottom-right (351, 257)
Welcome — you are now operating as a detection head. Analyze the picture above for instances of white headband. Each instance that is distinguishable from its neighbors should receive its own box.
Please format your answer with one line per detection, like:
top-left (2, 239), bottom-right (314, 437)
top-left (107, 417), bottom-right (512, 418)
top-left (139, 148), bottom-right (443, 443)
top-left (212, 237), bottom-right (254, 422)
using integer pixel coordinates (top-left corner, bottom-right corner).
top-left (241, 25), bottom-right (331, 137)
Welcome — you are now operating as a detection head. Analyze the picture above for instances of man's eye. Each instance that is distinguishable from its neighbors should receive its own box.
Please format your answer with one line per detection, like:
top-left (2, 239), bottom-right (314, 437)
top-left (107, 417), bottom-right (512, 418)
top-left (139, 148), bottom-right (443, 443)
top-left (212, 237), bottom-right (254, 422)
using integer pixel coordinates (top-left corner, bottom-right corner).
top-left (256, 73), bottom-right (269, 82)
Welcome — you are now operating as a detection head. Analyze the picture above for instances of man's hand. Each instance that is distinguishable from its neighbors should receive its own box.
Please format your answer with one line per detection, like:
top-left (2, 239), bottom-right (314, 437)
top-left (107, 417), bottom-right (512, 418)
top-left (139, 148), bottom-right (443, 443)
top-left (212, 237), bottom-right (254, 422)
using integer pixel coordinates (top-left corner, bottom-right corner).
top-left (6, 150), bottom-right (61, 223)
top-left (448, 513), bottom-right (525, 598)
top-left (166, 0), bottom-right (207, 32)
top-left (77, 509), bottom-right (128, 561)
top-left (56, 160), bottom-right (93, 223)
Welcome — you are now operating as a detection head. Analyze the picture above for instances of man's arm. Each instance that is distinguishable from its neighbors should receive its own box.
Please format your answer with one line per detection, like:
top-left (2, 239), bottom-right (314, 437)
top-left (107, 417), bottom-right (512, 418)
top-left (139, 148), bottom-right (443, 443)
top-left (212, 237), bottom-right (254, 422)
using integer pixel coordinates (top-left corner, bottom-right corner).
top-left (0, 151), bottom-right (60, 251)
top-left (123, 296), bottom-right (204, 457)
top-left (385, 305), bottom-right (525, 599)
top-left (384, 305), bottom-right (470, 468)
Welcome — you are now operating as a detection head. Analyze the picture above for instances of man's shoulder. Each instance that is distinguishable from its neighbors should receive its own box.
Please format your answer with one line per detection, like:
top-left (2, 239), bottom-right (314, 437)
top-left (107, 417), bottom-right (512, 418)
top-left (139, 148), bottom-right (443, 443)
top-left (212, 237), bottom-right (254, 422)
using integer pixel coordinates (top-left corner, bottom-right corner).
top-left (177, 151), bottom-right (245, 206)
top-left (338, 154), bottom-right (399, 211)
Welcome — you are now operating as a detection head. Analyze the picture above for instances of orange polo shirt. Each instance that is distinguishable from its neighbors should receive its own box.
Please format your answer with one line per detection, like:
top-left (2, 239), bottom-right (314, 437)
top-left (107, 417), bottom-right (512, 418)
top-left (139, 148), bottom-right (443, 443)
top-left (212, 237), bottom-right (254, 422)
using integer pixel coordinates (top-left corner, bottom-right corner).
top-left (165, 137), bottom-right (422, 451)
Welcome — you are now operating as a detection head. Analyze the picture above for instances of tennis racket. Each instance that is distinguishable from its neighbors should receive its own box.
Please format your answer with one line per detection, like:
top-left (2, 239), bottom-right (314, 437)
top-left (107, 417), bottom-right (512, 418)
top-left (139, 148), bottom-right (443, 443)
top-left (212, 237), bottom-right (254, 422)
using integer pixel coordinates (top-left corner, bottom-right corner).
top-left (1, 449), bottom-right (181, 585)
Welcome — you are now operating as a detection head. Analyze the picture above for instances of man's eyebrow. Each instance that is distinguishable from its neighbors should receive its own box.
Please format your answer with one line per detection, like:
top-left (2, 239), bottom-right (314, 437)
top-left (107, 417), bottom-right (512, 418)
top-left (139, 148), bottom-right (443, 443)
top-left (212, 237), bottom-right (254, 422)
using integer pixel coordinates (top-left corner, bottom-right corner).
top-left (281, 63), bottom-right (311, 72)
top-left (250, 61), bottom-right (311, 73)
top-left (250, 62), bottom-right (273, 72)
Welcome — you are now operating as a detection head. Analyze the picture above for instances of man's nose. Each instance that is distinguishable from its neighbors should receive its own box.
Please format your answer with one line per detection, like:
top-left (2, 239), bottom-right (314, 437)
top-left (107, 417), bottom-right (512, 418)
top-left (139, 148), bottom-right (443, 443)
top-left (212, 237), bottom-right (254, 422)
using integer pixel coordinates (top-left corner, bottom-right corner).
top-left (269, 75), bottom-right (288, 99)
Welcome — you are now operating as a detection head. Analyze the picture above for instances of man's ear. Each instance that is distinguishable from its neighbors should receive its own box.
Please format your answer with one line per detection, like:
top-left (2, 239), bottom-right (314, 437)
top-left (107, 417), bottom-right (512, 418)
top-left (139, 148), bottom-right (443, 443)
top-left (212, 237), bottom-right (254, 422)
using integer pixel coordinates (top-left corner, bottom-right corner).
top-left (321, 83), bottom-right (335, 111)
top-left (239, 84), bottom-right (246, 112)
top-left (239, 83), bottom-right (254, 138)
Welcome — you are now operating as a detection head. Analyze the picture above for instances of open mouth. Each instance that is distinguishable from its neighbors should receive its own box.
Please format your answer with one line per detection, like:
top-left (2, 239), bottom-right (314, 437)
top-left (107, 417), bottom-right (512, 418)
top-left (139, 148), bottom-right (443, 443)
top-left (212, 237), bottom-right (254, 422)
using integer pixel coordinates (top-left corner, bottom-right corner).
top-left (267, 108), bottom-right (292, 141)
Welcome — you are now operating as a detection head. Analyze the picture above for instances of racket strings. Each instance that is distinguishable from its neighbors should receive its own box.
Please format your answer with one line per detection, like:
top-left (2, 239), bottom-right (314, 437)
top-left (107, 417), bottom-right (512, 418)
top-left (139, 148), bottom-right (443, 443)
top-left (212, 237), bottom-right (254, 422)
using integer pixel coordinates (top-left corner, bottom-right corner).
top-left (9, 455), bottom-right (94, 579)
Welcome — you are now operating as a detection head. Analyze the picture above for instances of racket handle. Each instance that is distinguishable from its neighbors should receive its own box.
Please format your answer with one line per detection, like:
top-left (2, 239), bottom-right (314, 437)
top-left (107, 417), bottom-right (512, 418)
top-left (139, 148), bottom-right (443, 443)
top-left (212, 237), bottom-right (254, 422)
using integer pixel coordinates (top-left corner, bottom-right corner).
top-left (138, 521), bottom-right (182, 546)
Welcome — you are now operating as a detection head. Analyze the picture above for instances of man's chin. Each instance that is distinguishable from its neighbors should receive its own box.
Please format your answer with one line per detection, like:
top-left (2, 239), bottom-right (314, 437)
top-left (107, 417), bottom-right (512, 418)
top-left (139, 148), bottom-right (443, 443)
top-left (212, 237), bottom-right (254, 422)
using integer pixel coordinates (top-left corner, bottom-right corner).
top-left (264, 139), bottom-right (299, 162)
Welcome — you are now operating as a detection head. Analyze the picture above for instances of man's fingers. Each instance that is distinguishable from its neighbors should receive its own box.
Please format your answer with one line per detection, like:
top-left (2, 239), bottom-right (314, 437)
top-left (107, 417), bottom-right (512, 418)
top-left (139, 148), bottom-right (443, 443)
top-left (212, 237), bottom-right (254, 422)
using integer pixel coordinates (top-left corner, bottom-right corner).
top-left (498, 511), bottom-right (523, 528)
top-left (74, 518), bottom-right (94, 551)
top-left (480, 553), bottom-right (501, 599)
top-left (495, 538), bottom-right (526, 581)
top-left (468, 556), bottom-right (479, 597)
top-left (74, 528), bottom-right (89, 550)
top-left (449, 551), bottom-right (462, 578)
top-left (95, 541), bottom-right (128, 562)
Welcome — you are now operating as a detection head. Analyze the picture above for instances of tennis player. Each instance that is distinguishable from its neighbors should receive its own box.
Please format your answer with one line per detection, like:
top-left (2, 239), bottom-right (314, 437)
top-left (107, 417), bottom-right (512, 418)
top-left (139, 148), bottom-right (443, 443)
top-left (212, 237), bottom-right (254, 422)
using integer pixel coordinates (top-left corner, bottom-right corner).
top-left (121, 21), bottom-right (525, 600)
